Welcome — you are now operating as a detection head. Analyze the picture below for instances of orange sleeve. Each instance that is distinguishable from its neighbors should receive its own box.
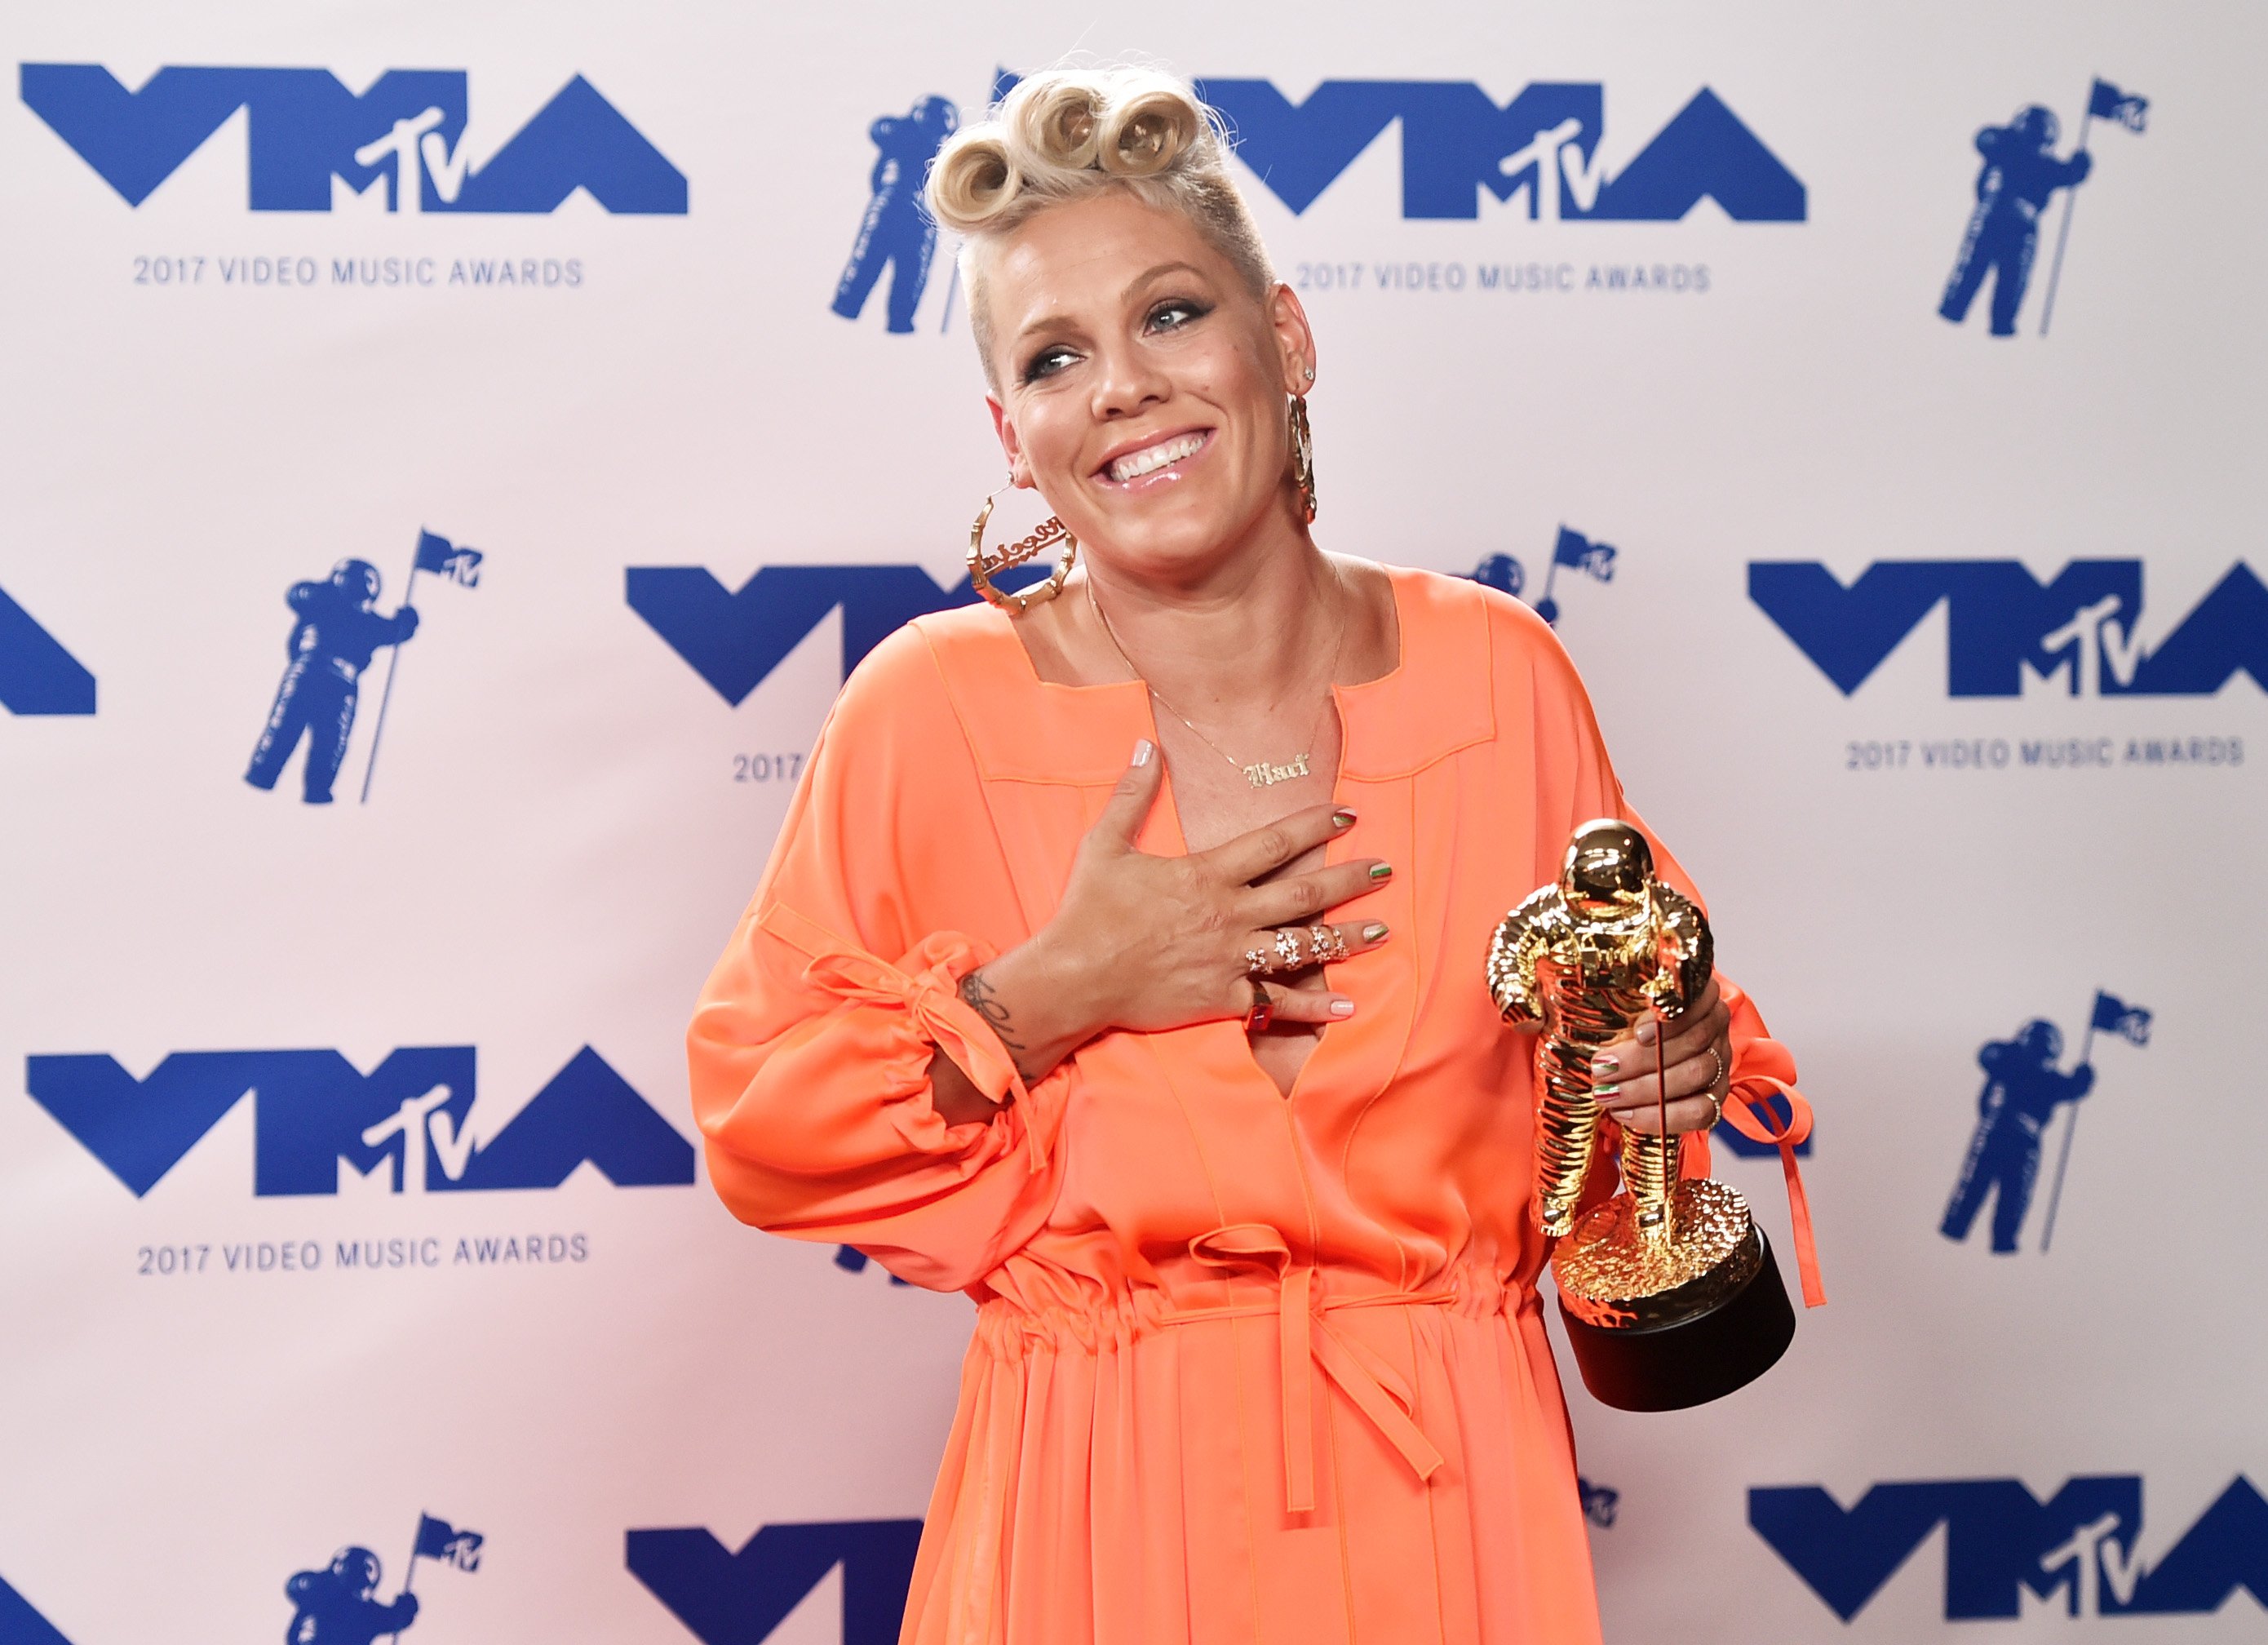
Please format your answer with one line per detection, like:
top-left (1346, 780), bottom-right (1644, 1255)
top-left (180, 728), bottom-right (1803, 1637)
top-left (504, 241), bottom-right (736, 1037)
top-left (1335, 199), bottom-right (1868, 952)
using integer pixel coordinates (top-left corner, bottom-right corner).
top-left (685, 626), bottom-right (1070, 1292)
top-left (1502, 600), bottom-right (1823, 1300)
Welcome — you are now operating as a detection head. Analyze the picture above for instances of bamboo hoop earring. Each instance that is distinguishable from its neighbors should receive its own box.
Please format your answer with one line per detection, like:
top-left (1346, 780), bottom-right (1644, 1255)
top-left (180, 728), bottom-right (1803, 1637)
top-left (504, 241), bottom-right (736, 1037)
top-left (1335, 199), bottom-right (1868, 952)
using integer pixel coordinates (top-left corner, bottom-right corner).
top-left (968, 476), bottom-right (1077, 614)
top-left (1288, 395), bottom-right (1318, 525)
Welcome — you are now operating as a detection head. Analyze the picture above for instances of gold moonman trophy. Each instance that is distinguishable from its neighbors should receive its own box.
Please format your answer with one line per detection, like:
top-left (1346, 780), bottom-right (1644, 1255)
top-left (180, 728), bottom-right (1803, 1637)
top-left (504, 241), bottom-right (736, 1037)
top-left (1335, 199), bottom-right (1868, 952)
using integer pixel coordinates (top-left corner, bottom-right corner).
top-left (1488, 819), bottom-right (1795, 1411)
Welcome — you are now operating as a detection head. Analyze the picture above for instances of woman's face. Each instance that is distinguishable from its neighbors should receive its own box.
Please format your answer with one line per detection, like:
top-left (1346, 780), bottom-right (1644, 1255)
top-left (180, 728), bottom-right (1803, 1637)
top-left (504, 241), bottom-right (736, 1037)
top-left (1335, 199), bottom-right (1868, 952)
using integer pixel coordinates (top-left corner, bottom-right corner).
top-left (981, 189), bottom-right (1313, 583)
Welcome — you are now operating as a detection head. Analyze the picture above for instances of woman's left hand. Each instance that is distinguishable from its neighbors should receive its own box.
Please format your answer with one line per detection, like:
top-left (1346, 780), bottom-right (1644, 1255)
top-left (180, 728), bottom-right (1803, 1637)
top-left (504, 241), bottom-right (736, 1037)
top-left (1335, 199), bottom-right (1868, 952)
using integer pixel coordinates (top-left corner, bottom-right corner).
top-left (1592, 978), bottom-right (1732, 1137)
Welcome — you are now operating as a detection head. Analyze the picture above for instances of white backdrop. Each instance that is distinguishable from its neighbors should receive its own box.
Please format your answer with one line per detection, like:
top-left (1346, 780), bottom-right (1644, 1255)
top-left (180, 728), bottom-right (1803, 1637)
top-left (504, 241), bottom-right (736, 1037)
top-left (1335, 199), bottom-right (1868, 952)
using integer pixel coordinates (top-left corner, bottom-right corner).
top-left (3, 2), bottom-right (2264, 1641)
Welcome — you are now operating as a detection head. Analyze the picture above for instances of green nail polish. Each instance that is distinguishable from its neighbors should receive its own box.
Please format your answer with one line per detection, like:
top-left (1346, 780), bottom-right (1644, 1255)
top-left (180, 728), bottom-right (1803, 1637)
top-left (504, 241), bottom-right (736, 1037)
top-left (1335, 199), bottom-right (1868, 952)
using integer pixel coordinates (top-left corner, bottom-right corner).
top-left (1368, 862), bottom-right (1393, 881)
top-left (1332, 809), bottom-right (1358, 828)
top-left (1362, 921), bottom-right (1389, 942)
top-left (1594, 1083), bottom-right (1620, 1099)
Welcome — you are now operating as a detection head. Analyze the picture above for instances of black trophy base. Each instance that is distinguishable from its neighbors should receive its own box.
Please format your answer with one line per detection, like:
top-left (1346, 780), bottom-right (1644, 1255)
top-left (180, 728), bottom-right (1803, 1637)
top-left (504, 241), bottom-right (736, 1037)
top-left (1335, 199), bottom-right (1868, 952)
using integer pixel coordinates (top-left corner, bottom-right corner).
top-left (1556, 1229), bottom-right (1796, 1412)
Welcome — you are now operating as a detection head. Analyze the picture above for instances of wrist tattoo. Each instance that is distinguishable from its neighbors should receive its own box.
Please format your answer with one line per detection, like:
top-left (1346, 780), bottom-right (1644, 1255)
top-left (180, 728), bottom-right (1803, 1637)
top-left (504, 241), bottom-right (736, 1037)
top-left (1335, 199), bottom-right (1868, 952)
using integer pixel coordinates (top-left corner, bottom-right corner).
top-left (959, 969), bottom-right (1027, 1054)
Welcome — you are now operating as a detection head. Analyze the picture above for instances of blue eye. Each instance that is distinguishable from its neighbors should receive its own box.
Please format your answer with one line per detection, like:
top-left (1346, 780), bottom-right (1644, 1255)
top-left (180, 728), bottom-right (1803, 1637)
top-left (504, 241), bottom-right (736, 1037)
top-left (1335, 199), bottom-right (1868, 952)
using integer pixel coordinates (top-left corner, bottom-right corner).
top-left (1021, 345), bottom-right (1079, 384)
top-left (1149, 298), bottom-right (1209, 330)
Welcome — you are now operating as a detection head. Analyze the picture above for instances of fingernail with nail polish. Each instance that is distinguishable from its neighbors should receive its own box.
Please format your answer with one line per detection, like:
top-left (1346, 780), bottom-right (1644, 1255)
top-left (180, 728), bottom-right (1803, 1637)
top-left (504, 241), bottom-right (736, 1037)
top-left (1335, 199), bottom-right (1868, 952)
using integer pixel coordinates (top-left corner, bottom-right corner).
top-left (1132, 739), bottom-right (1154, 767)
top-left (1595, 1083), bottom-right (1620, 1099)
top-left (1636, 1022), bottom-right (1659, 1044)
top-left (1330, 999), bottom-right (1355, 1018)
top-left (1592, 1057), bottom-right (1615, 1079)
top-left (1332, 808), bottom-right (1358, 828)
top-left (1368, 862), bottom-right (1393, 881)
top-left (1362, 922), bottom-right (1389, 942)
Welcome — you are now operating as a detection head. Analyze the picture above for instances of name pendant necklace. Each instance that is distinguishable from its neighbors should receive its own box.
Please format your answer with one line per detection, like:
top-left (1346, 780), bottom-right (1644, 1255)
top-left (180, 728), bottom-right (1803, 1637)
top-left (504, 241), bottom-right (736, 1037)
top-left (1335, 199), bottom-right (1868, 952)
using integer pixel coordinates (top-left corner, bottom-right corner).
top-left (1087, 574), bottom-right (1347, 789)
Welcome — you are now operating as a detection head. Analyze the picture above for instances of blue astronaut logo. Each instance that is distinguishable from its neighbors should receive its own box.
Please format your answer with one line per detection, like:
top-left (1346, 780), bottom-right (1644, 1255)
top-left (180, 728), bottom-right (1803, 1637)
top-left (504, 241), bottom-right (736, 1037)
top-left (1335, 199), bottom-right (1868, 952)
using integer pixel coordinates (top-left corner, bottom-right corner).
top-left (0, 586), bottom-right (95, 716)
top-left (1752, 1474), bottom-right (2268, 1619)
top-left (1942, 991), bottom-right (2150, 1255)
top-left (1578, 1478), bottom-right (1619, 1529)
top-left (1470, 525), bottom-right (1618, 627)
top-left (20, 66), bottom-right (687, 214)
top-left (832, 95), bottom-right (959, 334)
top-left (246, 532), bottom-right (481, 805)
top-left (287, 1517), bottom-right (480, 1643)
top-left (628, 1519), bottom-right (922, 1645)
top-left (1939, 78), bottom-right (2147, 338)
top-left (1750, 558), bottom-right (2267, 697)
top-left (286, 1547), bottom-right (419, 1643)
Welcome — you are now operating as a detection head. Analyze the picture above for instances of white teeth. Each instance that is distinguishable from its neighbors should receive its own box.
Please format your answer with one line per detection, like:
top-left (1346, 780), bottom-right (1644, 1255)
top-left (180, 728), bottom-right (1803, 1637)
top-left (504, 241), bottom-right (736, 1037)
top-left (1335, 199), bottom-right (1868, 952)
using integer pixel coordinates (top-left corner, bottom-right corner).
top-left (1109, 432), bottom-right (1205, 482)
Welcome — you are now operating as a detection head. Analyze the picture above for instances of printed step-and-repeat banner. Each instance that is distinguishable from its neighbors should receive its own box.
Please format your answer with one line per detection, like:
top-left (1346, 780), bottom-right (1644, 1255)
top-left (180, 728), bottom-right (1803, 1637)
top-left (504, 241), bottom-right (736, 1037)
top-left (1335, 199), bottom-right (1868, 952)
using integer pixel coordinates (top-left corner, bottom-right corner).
top-left (3, 2), bottom-right (2261, 1640)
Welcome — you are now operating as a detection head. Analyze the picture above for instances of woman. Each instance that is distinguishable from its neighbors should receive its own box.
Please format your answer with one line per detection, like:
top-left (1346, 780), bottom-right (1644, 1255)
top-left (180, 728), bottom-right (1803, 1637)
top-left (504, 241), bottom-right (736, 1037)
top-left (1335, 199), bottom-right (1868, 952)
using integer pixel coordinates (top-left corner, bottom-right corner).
top-left (689, 65), bottom-right (1811, 1644)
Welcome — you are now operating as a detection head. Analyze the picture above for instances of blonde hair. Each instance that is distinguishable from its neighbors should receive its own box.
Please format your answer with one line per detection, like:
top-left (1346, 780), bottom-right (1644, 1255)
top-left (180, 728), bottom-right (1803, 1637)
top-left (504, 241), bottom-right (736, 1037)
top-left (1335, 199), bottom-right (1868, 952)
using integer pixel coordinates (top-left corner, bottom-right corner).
top-left (924, 65), bottom-right (1277, 380)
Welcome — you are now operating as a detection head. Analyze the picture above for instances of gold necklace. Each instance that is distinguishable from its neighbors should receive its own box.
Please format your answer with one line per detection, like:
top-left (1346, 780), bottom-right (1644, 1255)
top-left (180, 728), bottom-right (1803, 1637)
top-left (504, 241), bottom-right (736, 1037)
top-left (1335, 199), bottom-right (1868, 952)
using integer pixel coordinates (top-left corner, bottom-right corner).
top-left (1086, 574), bottom-right (1346, 789)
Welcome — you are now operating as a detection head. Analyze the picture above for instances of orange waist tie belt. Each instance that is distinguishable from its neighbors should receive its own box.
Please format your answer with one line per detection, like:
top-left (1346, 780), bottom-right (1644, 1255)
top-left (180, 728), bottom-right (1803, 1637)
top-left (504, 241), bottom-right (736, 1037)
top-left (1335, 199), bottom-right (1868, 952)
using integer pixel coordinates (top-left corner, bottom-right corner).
top-left (1159, 1223), bottom-right (1451, 1515)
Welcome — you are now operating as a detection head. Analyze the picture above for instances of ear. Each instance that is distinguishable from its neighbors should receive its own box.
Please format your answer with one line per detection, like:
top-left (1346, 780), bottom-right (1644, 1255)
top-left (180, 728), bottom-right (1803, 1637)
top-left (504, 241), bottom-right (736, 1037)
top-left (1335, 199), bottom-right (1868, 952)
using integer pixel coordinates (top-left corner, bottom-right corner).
top-left (1266, 282), bottom-right (1318, 394)
top-left (987, 394), bottom-right (1030, 488)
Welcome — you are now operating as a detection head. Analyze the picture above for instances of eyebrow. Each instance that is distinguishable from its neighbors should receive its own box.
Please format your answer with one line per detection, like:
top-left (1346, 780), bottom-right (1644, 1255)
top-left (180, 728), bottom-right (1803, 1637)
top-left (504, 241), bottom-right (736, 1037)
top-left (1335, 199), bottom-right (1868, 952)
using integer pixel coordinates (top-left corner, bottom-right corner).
top-left (1011, 261), bottom-right (1216, 352)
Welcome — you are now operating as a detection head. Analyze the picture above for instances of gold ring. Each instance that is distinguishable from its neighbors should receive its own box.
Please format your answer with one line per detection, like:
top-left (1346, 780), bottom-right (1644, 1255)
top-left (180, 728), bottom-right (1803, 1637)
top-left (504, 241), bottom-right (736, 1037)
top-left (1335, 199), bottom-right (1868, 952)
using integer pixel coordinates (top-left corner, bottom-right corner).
top-left (1244, 947), bottom-right (1269, 977)
top-left (1703, 1046), bottom-right (1725, 1092)
top-left (1308, 924), bottom-right (1346, 963)
top-left (1273, 929), bottom-right (1305, 969)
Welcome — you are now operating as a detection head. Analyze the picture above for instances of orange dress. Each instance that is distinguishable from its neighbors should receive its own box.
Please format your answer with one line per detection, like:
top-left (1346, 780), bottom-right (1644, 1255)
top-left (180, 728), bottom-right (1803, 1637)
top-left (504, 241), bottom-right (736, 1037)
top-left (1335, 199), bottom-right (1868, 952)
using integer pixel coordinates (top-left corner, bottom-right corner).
top-left (689, 565), bottom-right (1809, 1645)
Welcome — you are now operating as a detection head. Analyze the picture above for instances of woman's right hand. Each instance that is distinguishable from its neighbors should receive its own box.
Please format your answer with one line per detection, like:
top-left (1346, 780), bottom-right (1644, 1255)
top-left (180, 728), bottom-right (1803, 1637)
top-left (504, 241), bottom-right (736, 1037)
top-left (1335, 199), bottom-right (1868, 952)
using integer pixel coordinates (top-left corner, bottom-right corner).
top-left (955, 740), bottom-right (1392, 1089)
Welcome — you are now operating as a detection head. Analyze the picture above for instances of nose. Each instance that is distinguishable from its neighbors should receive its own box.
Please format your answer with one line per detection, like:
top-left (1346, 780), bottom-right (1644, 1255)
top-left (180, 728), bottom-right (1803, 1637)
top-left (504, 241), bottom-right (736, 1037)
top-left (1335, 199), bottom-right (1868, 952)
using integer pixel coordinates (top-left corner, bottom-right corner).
top-left (1087, 337), bottom-right (1171, 423)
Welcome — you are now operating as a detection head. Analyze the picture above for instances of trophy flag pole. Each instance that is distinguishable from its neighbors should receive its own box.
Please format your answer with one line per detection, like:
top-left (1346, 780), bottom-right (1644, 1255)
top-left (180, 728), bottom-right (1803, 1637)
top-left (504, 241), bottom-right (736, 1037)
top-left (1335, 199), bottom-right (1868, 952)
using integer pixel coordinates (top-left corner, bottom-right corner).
top-left (358, 545), bottom-right (422, 805)
top-left (2039, 1001), bottom-right (2097, 1253)
top-left (2037, 83), bottom-right (2096, 338)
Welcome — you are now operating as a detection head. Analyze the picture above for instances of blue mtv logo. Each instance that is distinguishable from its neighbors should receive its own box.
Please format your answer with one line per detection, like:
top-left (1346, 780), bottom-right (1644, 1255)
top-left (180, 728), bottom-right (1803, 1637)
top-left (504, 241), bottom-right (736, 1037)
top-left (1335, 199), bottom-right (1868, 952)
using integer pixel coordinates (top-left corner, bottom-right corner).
top-left (628, 1520), bottom-right (921, 1645)
top-left (0, 587), bottom-right (95, 715)
top-left (1197, 78), bottom-right (1804, 221)
top-left (20, 65), bottom-right (686, 213)
top-left (26, 1044), bottom-right (692, 1196)
top-left (1750, 560), bottom-right (2268, 696)
top-left (627, 562), bottom-right (1052, 703)
top-left (1752, 1475), bottom-right (2268, 1619)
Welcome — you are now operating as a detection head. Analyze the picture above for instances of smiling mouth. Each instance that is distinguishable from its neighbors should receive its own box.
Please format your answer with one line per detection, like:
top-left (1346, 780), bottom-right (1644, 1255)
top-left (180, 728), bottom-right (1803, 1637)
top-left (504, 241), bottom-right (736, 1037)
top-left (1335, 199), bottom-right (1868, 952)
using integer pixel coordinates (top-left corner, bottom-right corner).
top-left (1104, 430), bottom-right (1210, 484)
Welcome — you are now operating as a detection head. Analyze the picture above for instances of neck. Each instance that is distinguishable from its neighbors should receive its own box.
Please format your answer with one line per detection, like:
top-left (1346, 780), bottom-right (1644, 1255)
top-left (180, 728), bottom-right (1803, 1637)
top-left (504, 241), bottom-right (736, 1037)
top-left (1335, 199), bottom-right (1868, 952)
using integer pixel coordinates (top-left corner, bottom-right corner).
top-left (1083, 517), bottom-right (1342, 716)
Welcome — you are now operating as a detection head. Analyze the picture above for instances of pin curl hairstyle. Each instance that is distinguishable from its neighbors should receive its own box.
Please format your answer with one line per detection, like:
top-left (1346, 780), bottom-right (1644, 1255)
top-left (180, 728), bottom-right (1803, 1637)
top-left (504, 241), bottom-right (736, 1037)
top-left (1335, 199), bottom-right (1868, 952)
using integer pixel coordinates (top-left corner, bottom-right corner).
top-left (924, 65), bottom-right (1277, 382)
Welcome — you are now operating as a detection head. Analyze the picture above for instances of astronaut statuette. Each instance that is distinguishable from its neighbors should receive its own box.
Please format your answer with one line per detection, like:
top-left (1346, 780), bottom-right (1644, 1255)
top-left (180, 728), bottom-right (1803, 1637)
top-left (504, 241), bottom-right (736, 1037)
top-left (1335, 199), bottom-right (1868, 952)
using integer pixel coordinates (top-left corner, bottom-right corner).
top-left (1489, 818), bottom-right (1794, 1410)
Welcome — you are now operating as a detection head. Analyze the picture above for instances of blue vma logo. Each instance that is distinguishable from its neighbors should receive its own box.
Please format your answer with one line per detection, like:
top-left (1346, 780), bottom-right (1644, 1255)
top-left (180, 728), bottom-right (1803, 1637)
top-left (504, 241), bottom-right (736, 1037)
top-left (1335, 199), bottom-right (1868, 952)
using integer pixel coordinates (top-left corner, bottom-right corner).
top-left (627, 561), bottom-right (1052, 704)
top-left (1943, 991), bottom-right (2149, 1256)
top-left (629, 1520), bottom-right (920, 1645)
top-left (246, 533), bottom-right (481, 806)
top-left (1752, 1474), bottom-right (2268, 1620)
top-left (0, 586), bottom-right (95, 715)
top-left (20, 64), bottom-right (686, 213)
top-left (1750, 560), bottom-right (2268, 696)
top-left (833, 74), bottom-right (1803, 333)
top-left (26, 1045), bottom-right (692, 1197)
top-left (1469, 525), bottom-right (1618, 627)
